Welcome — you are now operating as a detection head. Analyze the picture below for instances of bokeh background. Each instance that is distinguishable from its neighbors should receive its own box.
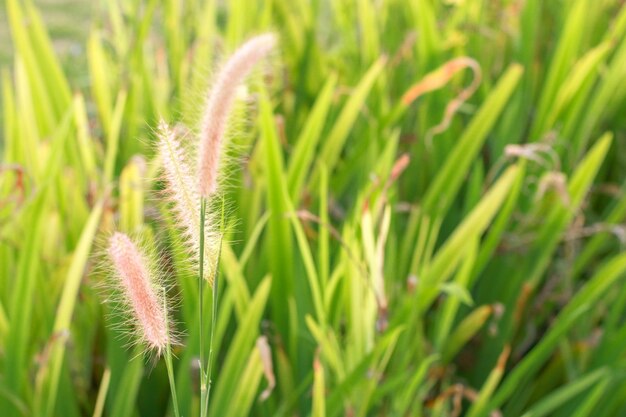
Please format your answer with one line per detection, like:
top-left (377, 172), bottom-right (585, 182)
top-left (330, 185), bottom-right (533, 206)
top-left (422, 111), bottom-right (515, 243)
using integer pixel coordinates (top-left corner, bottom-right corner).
top-left (1, 1), bottom-right (626, 417)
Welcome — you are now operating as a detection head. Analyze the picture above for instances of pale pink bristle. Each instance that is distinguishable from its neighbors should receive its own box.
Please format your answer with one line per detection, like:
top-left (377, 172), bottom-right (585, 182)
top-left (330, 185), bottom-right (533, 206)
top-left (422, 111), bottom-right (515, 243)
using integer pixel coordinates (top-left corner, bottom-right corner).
top-left (108, 232), bottom-right (169, 353)
top-left (198, 33), bottom-right (276, 197)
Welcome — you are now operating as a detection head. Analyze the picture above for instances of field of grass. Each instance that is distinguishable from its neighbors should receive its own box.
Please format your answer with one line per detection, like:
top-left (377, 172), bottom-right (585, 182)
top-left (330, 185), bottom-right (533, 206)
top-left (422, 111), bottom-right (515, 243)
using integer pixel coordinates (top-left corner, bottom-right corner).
top-left (1, 0), bottom-right (626, 416)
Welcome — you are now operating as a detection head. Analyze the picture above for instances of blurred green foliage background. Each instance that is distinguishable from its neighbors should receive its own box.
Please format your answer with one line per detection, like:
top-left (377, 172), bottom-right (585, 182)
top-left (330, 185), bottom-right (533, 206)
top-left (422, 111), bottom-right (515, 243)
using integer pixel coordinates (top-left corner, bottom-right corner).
top-left (1, 0), bottom-right (626, 416)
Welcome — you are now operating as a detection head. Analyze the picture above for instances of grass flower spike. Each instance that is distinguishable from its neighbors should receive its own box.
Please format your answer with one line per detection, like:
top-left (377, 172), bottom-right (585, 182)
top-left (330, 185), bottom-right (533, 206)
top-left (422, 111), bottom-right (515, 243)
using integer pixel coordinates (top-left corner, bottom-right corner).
top-left (157, 121), bottom-right (214, 272)
top-left (158, 121), bottom-right (199, 249)
top-left (107, 232), bottom-right (169, 355)
top-left (198, 33), bottom-right (276, 197)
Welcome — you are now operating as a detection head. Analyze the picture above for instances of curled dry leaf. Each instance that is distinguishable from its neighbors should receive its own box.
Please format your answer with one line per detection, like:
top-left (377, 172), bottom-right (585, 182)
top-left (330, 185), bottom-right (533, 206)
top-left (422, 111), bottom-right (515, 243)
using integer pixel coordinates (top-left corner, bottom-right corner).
top-left (401, 57), bottom-right (482, 145)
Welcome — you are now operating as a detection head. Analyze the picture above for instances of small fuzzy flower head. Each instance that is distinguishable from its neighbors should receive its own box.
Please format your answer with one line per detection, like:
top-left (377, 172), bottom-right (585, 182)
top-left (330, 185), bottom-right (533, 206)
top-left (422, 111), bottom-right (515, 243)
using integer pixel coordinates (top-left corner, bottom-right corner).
top-left (198, 33), bottom-right (276, 197)
top-left (108, 232), bottom-right (170, 355)
top-left (158, 121), bottom-right (220, 285)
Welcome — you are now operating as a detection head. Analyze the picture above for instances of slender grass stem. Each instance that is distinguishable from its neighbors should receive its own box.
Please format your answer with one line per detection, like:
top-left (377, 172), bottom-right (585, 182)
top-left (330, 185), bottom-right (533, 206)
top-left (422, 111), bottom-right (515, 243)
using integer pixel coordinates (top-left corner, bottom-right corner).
top-left (164, 344), bottom-right (181, 417)
top-left (163, 295), bottom-right (180, 417)
top-left (204, 199), bottom-right (225, 414)
top-left (199, 197), bottom-right (208, 417)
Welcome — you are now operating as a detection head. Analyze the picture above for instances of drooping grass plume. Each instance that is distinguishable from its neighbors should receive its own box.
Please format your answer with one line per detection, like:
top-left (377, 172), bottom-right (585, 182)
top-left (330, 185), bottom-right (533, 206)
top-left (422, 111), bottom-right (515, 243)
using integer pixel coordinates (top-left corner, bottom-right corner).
top-left (107, 232), bottom-right (170, 355)
top-left (198, 33), bottom-right (276, 197)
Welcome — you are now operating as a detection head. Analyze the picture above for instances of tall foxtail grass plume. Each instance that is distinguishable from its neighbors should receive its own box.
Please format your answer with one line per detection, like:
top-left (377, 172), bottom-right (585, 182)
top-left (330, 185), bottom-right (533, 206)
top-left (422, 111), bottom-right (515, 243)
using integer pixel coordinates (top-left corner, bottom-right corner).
top-left (158, 123), bottom-right (201, 251)
top-left (158, 121), bottom-right (219, 284)
top-left (198, 33), bottom-right (276, 197)
top-left (108, 232), bottom-right (170, 354)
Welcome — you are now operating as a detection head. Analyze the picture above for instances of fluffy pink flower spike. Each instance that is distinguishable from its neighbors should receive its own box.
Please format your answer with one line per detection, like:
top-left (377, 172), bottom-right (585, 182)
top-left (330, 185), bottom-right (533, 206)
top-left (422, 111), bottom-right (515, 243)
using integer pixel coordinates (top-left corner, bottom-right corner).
top-left (108, 232), bottom-right (169, 354)
top-left (198, 33), bottom-right (276, 197)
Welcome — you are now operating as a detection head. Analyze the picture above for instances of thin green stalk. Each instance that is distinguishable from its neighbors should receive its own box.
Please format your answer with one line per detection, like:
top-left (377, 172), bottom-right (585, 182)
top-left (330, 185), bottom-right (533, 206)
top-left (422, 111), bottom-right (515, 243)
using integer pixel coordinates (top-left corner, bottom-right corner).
top-left (164, 293), bottom-right (180, 417)
top-left (165, 343), bottom-right (181, 417)
top-left (204, 199), bottom-right (225, 414)
top-left (199, 197), bottom-right (208, 417)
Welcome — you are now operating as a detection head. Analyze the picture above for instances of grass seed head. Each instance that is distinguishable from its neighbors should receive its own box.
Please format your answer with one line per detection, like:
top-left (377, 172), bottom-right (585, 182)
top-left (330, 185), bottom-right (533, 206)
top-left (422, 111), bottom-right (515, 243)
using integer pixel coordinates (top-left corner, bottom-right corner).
top-left (198, 33), bottom-right (276, 197)
top-left (158, 121), bottom-right (220, 285)
top-left (108, 232), bottom-right (170, 355)
top-left (158, 121), bottom-right (201, 251)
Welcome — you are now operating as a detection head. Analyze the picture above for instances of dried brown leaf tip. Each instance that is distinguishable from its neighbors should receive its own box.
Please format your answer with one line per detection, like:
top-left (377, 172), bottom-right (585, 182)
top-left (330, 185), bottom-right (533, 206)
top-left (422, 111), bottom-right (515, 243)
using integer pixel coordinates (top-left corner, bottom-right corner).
top-left (400, 57), bottom-right (481, 144)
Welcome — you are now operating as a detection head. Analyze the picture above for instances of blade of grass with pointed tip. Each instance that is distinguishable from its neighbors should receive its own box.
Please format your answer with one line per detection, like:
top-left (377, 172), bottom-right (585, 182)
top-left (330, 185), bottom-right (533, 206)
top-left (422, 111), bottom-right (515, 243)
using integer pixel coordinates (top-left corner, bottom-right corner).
top-left (519, 368), bottom-right (611, 417)
top-left (311, 56), bottom-right (386, 186)
top-left (433, 237), bottom-right (478, 352)
top-left (103, 91), bottom-right (128, 185)
top-left (210, 276), bottom-right (271, 417)
top-left (23, 1), bottom-right (71, 115)
top-left (285, 191), bottom-right (326, 325)
top-left (442, 305), bottom-right (492, 363)
top-left (6, 0), bottom-right (55, 133)
top-left (229, 346), bottom-right (264, 417)
top-left (259, 89), bottom-right (294, 337)
top-left (312, 355), bottom-right (326, 417)
top-left (526, 133), bottom-right (613, 289)
top-left (109, 349), bottom-right (144, 417)
top-left (3, 107), bottom-right (73, 416)
top-left (87, 31), bottom-right (113, 136)
top-left (472, 161), bottom-right (526, 278)
top-left (417, 165), bottom-right (521, 311)
top-left (306, 315), bottom-right (345, 380)
top-left (529, 0), bottom-right (589, 140)
top-left (287, 73), bottom-right (337, 203)
top-left (477, 254), bottom-right (626, 417)
top-left (38, 200), bottom-right (104, 417)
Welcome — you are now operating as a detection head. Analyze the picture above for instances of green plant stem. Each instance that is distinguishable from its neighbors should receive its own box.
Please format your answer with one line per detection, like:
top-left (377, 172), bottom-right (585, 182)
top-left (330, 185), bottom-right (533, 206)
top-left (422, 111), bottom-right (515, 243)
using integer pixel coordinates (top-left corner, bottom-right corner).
top-left (204, 198), bottom-right (225, 414)
top-left (199, 197), bottom-right (208, 417)
top-left (204, 200), bottom-right (225, 409)
top-left (204, 270), bottom-right (218, 415)
top-left (164, 344), bottom-right (181, 417)
top-left (163, 294), bottom-right (180, 417)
